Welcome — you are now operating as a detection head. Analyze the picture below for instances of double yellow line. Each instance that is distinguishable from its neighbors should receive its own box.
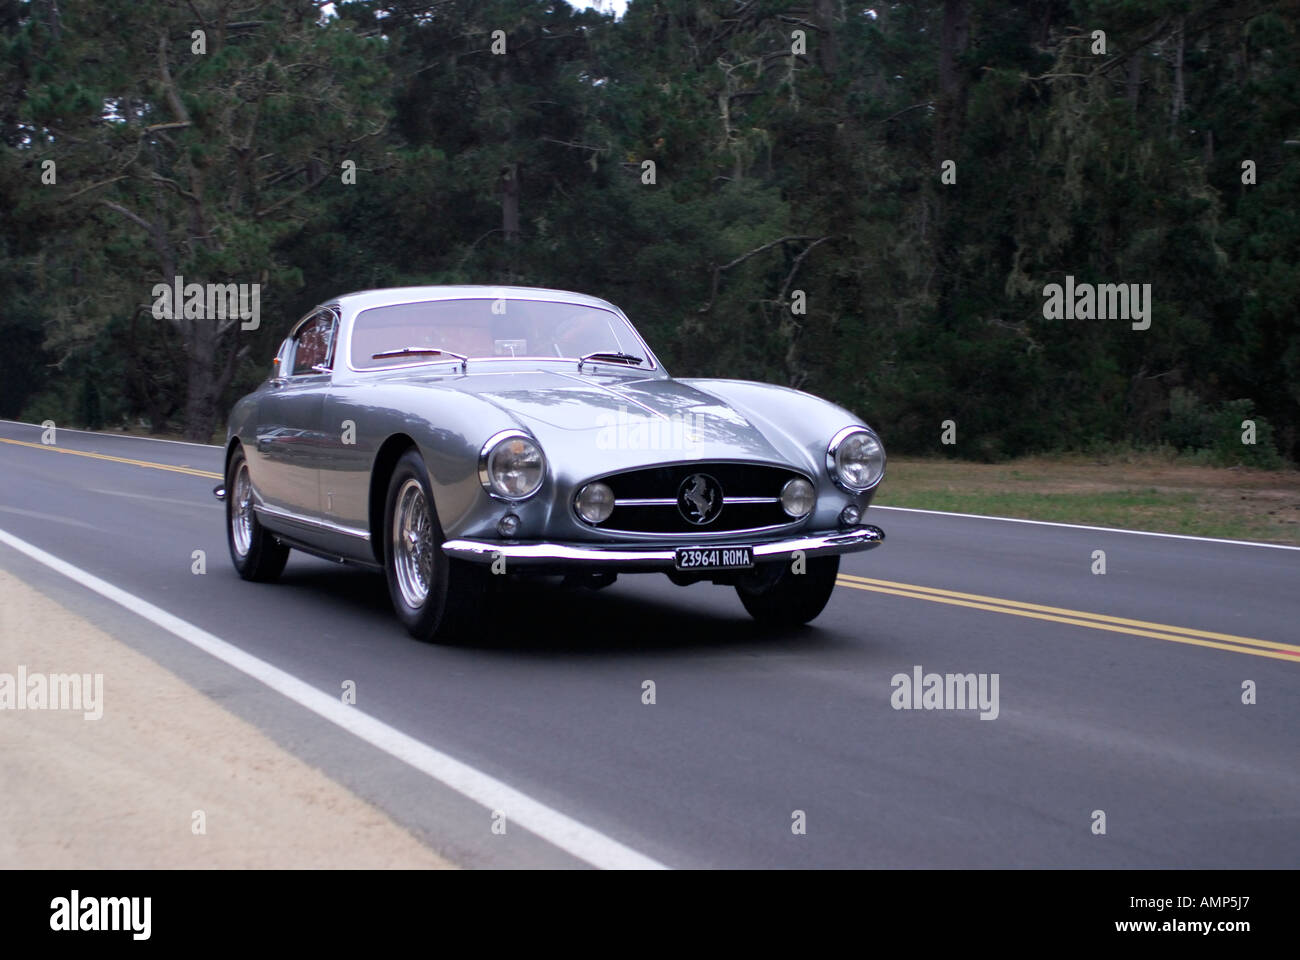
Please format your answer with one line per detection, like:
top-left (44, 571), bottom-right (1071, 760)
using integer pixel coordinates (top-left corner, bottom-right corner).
top-left (838, 573), bottom-right (1300, 663)
top-left (3, 433), bottom-right (1293, 663)
top-left (0, 436), bottom-right (222, 480)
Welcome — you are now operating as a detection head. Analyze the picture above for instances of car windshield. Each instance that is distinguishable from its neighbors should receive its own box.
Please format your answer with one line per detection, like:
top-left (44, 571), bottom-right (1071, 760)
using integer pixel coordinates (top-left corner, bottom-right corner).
top-left (350, 298), bottom-right (647, 370)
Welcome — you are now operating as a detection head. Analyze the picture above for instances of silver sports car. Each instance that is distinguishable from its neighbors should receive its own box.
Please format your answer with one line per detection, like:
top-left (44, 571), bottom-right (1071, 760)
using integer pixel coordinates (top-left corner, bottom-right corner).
top-left (218, 285), bottom-right (885, 641)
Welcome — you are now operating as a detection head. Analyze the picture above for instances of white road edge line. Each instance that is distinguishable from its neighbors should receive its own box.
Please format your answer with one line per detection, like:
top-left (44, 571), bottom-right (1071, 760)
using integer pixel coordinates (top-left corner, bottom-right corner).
top-left (0, 526), bottom-right (667, 871)
top-left (870, 504), bottom-right (1300, 551)
top-left (0, 418), bottom-right (222, 449)
top-left (6, 417), bottom-right (1292, 553)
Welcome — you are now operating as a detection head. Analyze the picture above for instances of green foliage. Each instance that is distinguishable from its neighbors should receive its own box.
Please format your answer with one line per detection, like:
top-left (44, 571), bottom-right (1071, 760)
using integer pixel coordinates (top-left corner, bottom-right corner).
top-left (0, 0), bottom-right (1295, 463)
top-left (1164, 388), bottom-right (1284, 467)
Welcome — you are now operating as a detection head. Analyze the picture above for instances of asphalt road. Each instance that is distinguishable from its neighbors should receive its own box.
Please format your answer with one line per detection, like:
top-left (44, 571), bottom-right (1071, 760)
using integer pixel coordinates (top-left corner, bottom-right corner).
top-left (1, 418), bottom-right (1297, 868)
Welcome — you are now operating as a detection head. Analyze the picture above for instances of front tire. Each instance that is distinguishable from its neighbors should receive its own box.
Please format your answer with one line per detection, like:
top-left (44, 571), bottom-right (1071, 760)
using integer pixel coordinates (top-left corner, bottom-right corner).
top-left (383, 449), bottom-right (488, 642)
top-left (226, 447), bottom-right (290, 582)
top-left (735, 555), bottom-right (840, 626)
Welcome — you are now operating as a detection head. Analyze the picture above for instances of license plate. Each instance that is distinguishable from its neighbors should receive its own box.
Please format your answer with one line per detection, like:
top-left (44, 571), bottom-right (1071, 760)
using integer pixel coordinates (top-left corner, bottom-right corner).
top-left (674, 546), bottom-right (753, 571)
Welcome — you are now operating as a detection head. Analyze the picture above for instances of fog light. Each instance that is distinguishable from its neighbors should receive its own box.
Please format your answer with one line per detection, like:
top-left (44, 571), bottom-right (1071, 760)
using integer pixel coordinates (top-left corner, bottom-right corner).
top-left (839, 504), bottom-right (861, 527)
top-left (497, 513), bottom-right (521, 537)
top-left (575, 482), bottom-right (615, 524)
top-left (780, 478), bottom-right (815, 518)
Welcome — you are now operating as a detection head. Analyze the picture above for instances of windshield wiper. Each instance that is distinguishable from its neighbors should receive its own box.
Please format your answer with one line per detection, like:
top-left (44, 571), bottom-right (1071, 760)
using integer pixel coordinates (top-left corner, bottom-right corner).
top-left (371, 347), bottom-right (468, 371)
top-left (578, 351), bottom-right (644, 371)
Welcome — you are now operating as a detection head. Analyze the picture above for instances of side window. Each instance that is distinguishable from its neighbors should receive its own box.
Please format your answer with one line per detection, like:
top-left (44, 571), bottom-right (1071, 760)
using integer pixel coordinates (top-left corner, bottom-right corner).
top-left (290, 311), bottom-right (337, 376)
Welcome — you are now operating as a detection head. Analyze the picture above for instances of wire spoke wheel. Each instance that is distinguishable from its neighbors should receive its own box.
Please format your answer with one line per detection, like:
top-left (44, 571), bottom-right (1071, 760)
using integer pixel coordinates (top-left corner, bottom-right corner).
top-left (392, 477), bottom-right (435, 608)
top-left (231, 461), bottom-right (254, 557)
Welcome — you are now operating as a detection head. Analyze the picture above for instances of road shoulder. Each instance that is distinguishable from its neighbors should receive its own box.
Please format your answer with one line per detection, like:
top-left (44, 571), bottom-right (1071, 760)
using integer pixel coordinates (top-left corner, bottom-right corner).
top-left (0, 568), bottom-right (454, 869)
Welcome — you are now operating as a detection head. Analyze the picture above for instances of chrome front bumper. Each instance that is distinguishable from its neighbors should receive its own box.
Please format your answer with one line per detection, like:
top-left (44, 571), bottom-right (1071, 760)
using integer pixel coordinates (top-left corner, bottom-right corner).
top-left (441, 524), bottom-right (884, 569)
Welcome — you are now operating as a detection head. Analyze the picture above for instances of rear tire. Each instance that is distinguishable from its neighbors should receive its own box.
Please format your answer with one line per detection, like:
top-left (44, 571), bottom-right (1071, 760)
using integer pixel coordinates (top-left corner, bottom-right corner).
top-left (735, 555), bottom-right (839, 626)
top-left (383, 449), bottom-right (488, 642)
top-left (226, 447), bottom-right (290, 582)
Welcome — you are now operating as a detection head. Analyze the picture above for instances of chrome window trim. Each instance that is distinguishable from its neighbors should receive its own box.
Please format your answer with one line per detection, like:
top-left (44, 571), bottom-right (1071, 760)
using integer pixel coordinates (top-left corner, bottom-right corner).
top-left (285, 305), bottom-right (341, 379)
top-left (343, 295), bottom-right (660, 375)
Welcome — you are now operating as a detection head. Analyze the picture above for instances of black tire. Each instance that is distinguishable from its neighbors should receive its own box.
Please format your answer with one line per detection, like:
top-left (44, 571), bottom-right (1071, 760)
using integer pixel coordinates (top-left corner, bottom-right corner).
top-left (383, 448), bottom-right (488, 642)
top-left (735, 554), bottom-right (840, 626)
top-left (226, 446), bottom-right (290, 582)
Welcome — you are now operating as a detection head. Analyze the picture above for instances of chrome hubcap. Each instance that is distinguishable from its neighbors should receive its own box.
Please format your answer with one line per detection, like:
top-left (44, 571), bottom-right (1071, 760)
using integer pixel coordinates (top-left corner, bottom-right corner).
top-left (231, 462), bottom-right (253, 557)
top-left (393, 478), bottom-right (434, 608)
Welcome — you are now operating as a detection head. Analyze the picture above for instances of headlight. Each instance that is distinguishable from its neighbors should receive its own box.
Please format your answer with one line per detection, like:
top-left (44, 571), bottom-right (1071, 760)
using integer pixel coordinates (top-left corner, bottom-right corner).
top-left (479, 431), bottom-right (545, 500)
top-left (575, 482), bottom-right (615, 523)
top-left (827, 426), bottom-right (885, 492)
top-left (780, 478), bottom-right (815, 518)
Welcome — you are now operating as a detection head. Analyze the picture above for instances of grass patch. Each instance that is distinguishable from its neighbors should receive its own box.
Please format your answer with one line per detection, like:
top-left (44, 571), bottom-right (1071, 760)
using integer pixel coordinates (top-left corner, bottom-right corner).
top-left (874, 455), bottom-right (1300, 545)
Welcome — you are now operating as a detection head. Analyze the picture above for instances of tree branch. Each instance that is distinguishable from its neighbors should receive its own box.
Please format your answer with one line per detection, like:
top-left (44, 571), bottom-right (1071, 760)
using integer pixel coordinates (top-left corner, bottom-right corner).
top-left (63, 176), bottom-right (129, 201)
top-left (699, 235), bottom-right (818, 313)
top-left (157, 35), bottom-right (192, 125)
top-left (253, 166), bottom-right (325, 219)
top-left (866, 101), bottom-right (933, 129)
top-left (779, 236), bottom-right (831, 302)
top-left (99, 199), bottom-right (153, 233)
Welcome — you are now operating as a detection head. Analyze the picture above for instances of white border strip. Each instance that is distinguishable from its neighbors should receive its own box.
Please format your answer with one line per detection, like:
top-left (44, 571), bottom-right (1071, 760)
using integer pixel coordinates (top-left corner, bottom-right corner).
top-left (0, 526), bottom-right (666, 870)
top-left (0, 418), bottom-right (221, 449)
top-left (870, 505), bottom-right (1300, 551)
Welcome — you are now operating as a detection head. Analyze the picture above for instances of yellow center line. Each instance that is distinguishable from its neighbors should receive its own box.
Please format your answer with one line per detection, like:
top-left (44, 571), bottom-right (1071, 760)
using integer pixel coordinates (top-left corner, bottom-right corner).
top-left (0, 436), bottom-right (223, 480)
top-left (838, 573), bottom-right (1299, 654)
top-left (3, 434), bottom-right (1290, 663)
top-left (837, 576), bottom-right (1299, 663)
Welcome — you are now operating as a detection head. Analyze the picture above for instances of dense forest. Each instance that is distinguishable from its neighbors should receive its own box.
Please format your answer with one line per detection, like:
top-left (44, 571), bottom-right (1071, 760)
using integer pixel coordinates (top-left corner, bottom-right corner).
top-left (1, 0), bottom-right (1296, 463)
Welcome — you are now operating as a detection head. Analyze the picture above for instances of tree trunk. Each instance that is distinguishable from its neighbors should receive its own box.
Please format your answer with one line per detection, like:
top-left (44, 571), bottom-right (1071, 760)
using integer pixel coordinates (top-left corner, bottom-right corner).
top-left (813, 0), bottom-right (837, 75)
top-left (934, 0), bottom-right (970, 165)
top-left (1171, 14), bottom-right (1185, 131)
top-left (933, 0), bottom-right (971, 324)
top-left (1126, 50), bottom-right (1141, 110)
top-left (181, 318), bottom-right (222, 443)
top-left (501, 162), bottom-right (520, 244)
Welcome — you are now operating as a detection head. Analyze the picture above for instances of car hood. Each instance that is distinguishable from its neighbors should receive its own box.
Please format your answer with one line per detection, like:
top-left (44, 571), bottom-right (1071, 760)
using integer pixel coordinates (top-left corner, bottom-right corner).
top-left (446, 369), bottom-right (795, 467)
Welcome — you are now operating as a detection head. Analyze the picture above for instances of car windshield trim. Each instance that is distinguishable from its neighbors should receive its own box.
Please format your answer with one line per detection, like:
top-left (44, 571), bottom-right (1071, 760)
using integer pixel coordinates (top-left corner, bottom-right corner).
top-left (343, 296), bottom-right (659, 374)
top-left (354, 355), bottom-right (660, 375)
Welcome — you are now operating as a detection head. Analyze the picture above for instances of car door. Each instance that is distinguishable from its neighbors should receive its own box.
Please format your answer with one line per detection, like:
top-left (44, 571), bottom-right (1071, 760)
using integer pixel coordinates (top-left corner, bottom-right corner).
top-left (317, 311), bottom-right (379, 550)
top-left (251, 308), bottom-right (337, 521)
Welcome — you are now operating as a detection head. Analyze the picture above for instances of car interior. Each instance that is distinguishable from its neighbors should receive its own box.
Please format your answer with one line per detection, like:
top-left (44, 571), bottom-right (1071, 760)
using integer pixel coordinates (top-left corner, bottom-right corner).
top-left (349, 299), bottom-right (631, 369)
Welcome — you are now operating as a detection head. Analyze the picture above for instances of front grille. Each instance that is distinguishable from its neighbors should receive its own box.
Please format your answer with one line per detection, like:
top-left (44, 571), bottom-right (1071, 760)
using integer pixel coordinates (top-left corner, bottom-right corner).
top-left (583, 462), bottom-right (809, 535)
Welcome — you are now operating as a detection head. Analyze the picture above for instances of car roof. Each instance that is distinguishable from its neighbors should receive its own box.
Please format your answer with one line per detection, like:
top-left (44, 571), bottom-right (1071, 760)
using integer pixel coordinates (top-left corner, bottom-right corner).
top-left (331, 285), bottom-right (623, 314)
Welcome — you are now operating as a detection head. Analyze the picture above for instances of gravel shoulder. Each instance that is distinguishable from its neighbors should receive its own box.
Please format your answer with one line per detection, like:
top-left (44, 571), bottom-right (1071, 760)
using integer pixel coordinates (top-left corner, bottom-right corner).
top-left (0, 569), bottom-right (454, 869)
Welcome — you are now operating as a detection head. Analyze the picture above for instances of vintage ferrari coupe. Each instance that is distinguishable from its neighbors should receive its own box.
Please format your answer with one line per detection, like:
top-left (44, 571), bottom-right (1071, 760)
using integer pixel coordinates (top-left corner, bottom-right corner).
top-left (218, 286), bottom-right (885, 641)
